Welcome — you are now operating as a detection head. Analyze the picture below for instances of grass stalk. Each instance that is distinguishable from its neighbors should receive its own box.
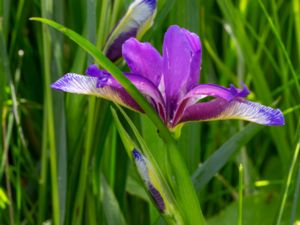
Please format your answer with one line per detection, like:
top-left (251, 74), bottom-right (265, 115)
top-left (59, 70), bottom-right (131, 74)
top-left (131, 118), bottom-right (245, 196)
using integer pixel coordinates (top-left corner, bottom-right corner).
top-left (41, 1), bottom-right (60, 224)
top-left (238, 164), bottom-right (244, 225)
top-left (275, 127), bottom-right (300, 225)
top-left (37, 105), bottom-right (49, 224)
top-left (5, 153), bottom-right (14, 225)
top-left (258, 0), bottom-right (300, 96)
top-left (290, 161), bottom-right (300, 224)
top-left (71, 1), bottom-right (96, 223)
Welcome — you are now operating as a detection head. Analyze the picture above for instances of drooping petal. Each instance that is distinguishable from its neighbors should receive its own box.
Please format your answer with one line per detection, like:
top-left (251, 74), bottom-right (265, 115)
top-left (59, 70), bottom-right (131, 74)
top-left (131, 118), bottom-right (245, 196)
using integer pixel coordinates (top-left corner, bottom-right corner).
top-left (104, 0), bottom-right (157, 61)
top-left (51, 70), bottom-right (166, 120)
top-left (122, 38), bottom-right (162, 86)
top-left (178, 98), bottom-right (285, 126)
top-left (172, 84), bottom-right (249, 125)
top-left (51, 73), bottom-right (142, 111)
top-left (162, 25), bottom-right (202, 119)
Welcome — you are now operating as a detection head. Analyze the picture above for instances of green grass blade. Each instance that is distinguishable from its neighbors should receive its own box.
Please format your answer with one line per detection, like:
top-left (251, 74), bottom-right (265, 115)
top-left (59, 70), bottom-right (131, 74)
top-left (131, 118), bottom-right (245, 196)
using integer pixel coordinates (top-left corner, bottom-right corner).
top-left (70, 0), bottom-right (96, 223)
top-left (192, 124), bottom-right (262, 191)
top-left (0, 10), bottom-right (8, 168)
top-left (101, 173), bottom-right (127, 225)
top-left (111, 107), bottom-right (136, 155)
top-left (275, 129), bottom-right (300, 225)
top-left (294, 0), bottom-right (300, 60)
top-left (37, 105), bottom-right (49, 225)
top-left (40, 2), bottom-right (60, 224)
top-left (258, 0), bottom-right (300, 95)
top-left (51, 0), bottom-right (68, 223)
top-left (290, 160), bottom-right (300, 224)
top-left (238, 164), bottom-right (244, 225)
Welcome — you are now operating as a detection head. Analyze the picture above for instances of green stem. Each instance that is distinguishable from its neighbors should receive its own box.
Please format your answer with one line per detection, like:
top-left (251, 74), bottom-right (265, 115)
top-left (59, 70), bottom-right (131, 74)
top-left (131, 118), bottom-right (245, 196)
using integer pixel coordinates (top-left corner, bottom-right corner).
top-left (275, 131), bottom-right (300, 225)
top-left (71, 97), bottom-right (96, 225)
top-left (37, 103), bottom-right (49, 224)
top-left (238, 164), bottom-right (244, 225)
top-left (40, 10), bottom-right (60, 225)
top-left (167, 142), bottom-right (206, 225)
top-left (71, 1), bottom-right (96, 223)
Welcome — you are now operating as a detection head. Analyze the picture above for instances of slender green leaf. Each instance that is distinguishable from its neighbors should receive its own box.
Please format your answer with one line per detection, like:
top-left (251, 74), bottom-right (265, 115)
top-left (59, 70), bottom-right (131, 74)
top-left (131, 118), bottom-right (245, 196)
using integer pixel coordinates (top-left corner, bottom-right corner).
top-left (101, 173), bottom-right (127, 225)
top-left (192, 124), bottom-right (262, 191)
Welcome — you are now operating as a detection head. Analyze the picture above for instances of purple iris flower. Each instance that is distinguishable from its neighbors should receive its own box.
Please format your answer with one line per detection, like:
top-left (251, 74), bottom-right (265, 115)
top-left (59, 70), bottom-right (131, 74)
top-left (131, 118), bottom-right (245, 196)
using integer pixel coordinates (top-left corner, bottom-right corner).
top-left (51, 25), bottom-right (284, 129)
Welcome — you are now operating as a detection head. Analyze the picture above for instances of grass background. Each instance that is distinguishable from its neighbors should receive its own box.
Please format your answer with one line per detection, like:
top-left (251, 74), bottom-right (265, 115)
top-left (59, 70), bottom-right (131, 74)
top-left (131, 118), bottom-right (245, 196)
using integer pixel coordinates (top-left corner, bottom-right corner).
top-left (1, 0), bottom-right (300, 224)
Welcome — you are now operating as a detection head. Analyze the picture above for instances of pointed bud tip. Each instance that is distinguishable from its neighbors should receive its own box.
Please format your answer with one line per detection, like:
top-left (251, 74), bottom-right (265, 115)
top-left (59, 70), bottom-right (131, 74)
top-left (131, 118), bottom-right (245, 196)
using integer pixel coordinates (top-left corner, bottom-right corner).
top-left (132, 149), bottom-right (142, 160)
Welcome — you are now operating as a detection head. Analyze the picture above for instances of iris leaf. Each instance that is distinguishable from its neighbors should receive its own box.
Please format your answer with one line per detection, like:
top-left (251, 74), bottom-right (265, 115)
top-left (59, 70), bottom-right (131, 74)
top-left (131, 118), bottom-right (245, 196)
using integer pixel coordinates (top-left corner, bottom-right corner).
top-left (192, 124), bottom-right (262, 191)
top-left (101, 173), bottom-right (127, 225)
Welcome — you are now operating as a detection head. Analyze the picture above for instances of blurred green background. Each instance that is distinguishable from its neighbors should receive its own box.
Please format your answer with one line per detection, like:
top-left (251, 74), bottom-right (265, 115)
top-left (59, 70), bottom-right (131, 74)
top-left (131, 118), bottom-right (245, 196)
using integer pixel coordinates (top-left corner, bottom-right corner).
top-left (1, 0), bottom-right (300, 224)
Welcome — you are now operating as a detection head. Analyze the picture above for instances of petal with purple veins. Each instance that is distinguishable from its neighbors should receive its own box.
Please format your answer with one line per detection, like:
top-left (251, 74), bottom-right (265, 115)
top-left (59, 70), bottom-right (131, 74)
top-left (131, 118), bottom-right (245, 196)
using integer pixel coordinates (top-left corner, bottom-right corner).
top-left (51, 71), bottom-right (166, 121)
top-left (172, 84), bottom-right (249, 125)
top-left (122, 38), bottom-right (162, 86)
top-left (51, 73), bottom-right (142, 111)
top-left (178, 98), bottom-right (285, 127)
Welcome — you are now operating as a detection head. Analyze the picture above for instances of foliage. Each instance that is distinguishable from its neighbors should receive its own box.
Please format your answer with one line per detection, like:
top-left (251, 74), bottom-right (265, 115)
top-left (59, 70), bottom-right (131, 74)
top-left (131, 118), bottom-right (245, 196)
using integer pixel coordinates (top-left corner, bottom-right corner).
top-left (1, 0), bottom-right (300, 224)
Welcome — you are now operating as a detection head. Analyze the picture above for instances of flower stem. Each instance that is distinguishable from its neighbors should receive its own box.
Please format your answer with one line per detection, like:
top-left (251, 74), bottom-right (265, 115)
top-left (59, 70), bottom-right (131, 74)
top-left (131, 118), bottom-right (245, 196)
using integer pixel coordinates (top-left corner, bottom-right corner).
top-left (167, 142), bottom-right (206, 225)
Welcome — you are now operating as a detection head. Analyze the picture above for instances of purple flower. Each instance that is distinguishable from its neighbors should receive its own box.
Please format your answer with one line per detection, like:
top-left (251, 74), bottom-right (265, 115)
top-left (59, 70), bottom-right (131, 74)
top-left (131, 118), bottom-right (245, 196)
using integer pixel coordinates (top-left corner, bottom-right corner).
top-left (51, 25), bottom-right (284, 129)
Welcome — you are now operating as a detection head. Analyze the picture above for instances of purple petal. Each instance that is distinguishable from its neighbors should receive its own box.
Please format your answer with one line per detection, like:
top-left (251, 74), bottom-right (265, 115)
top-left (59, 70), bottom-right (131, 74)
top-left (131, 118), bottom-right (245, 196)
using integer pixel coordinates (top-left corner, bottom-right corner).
top-left (178, 98), bottom-right (285, 126)
top-left (51, 73), bottom-right (142, 111)
top-left (181, 28), bottom-right (202, 88)
top-left (122, 38), bottom-right (162, 86)
top-left (172, 84), bottom-right (249, 125)
top-left (51, 71), bottom-right (166, 121)
top-left (148, 183), bottom-right (165, 213)
top-left (86, 64), bottom-right (105, 77)
top-left (162, 25), bottom-right (202, 119)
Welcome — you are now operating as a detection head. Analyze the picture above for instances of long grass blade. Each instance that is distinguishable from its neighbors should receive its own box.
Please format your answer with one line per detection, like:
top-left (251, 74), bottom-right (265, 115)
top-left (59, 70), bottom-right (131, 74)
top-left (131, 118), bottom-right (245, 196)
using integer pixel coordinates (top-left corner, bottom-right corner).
top-left (40, 2), bottom-right (60, 224)
top-left (101, 173), bottom-right (127, 225)
top-left (258, 0), bottom-right (300, 96)
top-left (192, 124), bottom-right (262, 191)
top-left (275, 128), bottom-right (300, 225)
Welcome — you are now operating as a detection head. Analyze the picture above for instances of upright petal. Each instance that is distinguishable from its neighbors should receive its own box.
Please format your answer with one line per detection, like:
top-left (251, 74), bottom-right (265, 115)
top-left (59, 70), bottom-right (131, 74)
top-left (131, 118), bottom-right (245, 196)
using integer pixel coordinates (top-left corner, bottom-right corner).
top-left (181, 28), bottom-right (202, 88)
top-left (162, 25), bottom-right (202, 119)
top-left (122, 38), bottom-right (162, 86)
top-left (178, 98), bottom-right (285, 126)
top-left (104, 0), bottom-right (157, 61)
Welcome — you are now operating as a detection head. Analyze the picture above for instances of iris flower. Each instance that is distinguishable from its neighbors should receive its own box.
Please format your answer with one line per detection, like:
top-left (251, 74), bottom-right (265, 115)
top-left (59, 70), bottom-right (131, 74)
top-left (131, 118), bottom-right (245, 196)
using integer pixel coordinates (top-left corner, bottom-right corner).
top-left (51, 25), bottom-right (284, 129)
